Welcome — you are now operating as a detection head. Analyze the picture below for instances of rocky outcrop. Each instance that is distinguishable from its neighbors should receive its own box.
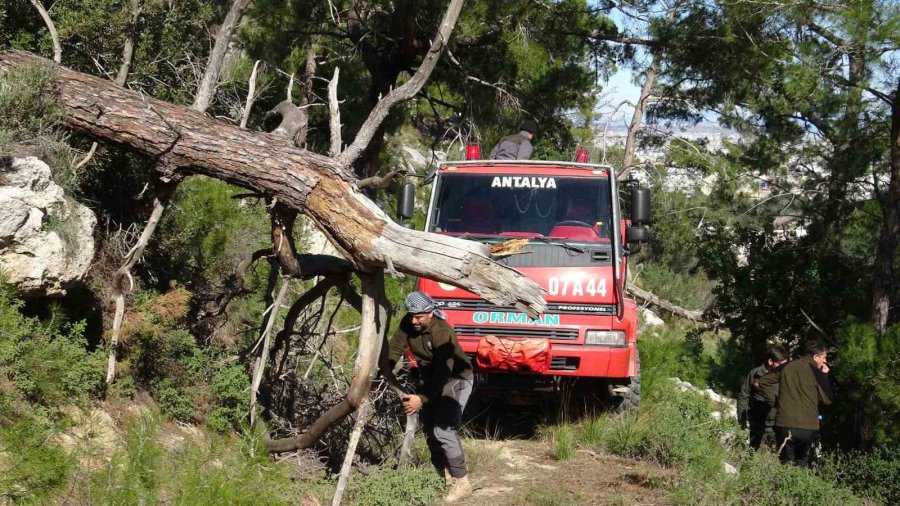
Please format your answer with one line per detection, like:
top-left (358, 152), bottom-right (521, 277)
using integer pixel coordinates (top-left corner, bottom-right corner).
top-left (0, 157), bottom-right (96, 296)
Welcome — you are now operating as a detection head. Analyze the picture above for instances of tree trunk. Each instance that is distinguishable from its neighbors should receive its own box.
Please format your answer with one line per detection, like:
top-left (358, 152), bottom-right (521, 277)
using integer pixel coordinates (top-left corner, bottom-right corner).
top-left (619, 53), bottom-right (659, 180)
top-left (872, 89), bottom-right (900, 333)
top-left (192, 0), bottom-right (252, 113)
top-left (0, 50), bottom-right (545, 317)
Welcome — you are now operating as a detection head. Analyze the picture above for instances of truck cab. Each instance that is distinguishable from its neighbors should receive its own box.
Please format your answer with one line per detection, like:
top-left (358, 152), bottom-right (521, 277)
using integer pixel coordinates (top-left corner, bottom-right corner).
top-left (403, 158), bottom-right (650, 411)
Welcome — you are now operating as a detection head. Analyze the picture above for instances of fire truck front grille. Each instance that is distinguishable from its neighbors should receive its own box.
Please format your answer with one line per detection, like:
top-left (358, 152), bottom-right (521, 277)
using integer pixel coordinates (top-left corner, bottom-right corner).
top-left (465, 353), bottom-right (580, 371)
top-left (454, 325), bottom-right (579, 341)
top-left (550, 357), bottom-right (580, 371)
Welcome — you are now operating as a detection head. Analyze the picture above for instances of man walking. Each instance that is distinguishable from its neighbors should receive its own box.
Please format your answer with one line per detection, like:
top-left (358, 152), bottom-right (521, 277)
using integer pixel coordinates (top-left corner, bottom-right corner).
top-left (760, 341), bottom-right (833, 467)
top-left (489, 120), bottom-right (536, 160)
top-left (380, 291), bottom-right (474, 502)
top-left (737, 345), bottom-right (788, 450)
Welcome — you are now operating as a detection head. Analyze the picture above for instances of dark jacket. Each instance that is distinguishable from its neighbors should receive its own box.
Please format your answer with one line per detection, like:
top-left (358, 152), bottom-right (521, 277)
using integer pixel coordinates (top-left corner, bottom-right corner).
top-left (489, 131), bottom-right (533, 160)
top-left (759, 356), bottom-right (833, 431)
top-left (738, 365), bottom-right (778, 428)
top-left (386, 316), bottom-right (473, 404)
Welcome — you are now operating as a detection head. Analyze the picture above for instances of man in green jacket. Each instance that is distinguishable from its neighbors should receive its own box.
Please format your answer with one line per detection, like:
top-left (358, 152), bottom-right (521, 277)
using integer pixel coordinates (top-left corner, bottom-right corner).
top-left (737, 345), bottom-right (788, 450)
top-left (380, 291), bottom-right (475, 503)
top-left (759, 341), bottom-right (833, 467)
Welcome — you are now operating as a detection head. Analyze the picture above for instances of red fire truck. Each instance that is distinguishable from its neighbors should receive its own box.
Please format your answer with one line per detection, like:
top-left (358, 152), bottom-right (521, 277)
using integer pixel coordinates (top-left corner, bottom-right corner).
top-left (397, 156), bottom-right (651, 411)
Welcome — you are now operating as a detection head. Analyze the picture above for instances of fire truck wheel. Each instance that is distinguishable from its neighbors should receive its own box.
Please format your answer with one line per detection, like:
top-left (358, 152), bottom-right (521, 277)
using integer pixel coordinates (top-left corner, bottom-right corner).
top-left (612, 374), bottom-right (641, 413)
top-left (611, 351), bottom-right (641, 413)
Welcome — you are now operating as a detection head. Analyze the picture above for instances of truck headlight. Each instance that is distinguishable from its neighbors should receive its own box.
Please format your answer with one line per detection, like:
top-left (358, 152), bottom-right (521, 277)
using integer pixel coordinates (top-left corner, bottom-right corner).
top-left (585, 330), bottom-right (625, 346)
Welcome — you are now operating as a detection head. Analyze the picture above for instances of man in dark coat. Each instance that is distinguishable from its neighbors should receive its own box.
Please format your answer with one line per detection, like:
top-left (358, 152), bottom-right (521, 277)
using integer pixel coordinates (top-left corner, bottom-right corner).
top-left (759, 341), bottom-right (833, 467)
top-left (380, 291), bottom-right (474, 502)
top-left (489, 120), bottom-right (536, 160)
top-left (737, 345), bottom-right (788, 450)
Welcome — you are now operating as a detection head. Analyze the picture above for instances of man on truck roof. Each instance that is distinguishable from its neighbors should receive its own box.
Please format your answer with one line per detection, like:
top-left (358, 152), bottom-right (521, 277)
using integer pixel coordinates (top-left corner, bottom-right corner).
top-left (489, 120), bottom-right (537, 160)
top-left (380, 291), bottom-right (475, 502)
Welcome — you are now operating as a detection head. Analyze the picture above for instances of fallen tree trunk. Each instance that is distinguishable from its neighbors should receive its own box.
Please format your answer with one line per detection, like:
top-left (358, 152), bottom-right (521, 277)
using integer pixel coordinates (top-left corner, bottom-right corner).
top-left (626, 284), bottom-right (706, 323)
top-left (0, 50), bottom-right (546, 317)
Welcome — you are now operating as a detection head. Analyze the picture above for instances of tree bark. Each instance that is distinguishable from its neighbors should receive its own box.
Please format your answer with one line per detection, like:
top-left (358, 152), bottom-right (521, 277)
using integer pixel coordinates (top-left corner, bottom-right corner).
top-left (872, 88), bottom-right (900, 333)
top-left (0, 50), bottom-right (546, 317)
top-left (619, 53), bottom-right (659, 180)
top-left (192, 0), bottom-right (252, 113)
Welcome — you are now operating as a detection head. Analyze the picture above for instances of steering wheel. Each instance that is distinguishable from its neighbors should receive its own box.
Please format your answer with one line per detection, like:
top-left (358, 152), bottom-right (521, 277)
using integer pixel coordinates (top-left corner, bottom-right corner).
top-left (554, 220), bottom-right (594, 228)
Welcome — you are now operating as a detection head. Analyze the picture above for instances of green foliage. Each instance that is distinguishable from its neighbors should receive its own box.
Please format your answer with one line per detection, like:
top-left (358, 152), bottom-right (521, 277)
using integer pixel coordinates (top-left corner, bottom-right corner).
top-left (347, 466), bottom-right (444, 506)
top-left (0, 396), bottom-right (74, 503)
top-left (828, 321), bottom-right (900, 446)
top-left (638, 327), bottom-right (712, 397)
top-left (0, 282), bottom-right (104, 407)
top-left (0, 63), bottom-right (79, 192)
top-left (83, 413), bottom-right (309, 505)
top-left (734, 451), bottom-right (861, 506)
top-left (550, 424), bottom-right (575, 461)
top-left (816, 446), bottom-right (900, 504)
top-left (154, 176), bottom-right (270, 284)
top-left (207, 364), bottom-right (250, 433)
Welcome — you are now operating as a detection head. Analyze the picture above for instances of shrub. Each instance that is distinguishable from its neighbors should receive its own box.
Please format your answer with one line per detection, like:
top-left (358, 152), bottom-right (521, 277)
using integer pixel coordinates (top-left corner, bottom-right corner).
top-left (0, 282), bottom-right (104, 406)
top-left (736, 451), bottom-right (861, 505)
top-left (829, 321), bottom-right (900, 447)
top-left (207, 364), bottom-right (250, 432)
top-left (0, 396), bottom-right (74, 503)
top-left (347, 466), bottom-right (444, 506)
top-left (816, 446), bottom-right (900, 504)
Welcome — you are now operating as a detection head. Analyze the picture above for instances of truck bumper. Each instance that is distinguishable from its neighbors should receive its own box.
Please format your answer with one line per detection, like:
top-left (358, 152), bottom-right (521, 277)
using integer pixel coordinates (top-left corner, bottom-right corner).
top-left (459, 340), bottom-right (637, 379)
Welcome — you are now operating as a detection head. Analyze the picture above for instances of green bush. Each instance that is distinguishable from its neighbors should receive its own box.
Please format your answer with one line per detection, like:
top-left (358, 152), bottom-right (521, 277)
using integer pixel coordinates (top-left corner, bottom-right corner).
top-left (816, 446), bottom-right (900, 504)
top-left (736, 451), bottom-right (861, 506)
top-left (347, 466), bottom-right (444, 506)
top-left (207, 364), bottom-right (250, 432)
top-left (0, 396), bottom-right (74, 503)
top-left (829, 321), bottom-right (900, 446)
top-left (0, 282), bottom-right (104, 406)
top-left (638, 327), bottom-right (712, 400)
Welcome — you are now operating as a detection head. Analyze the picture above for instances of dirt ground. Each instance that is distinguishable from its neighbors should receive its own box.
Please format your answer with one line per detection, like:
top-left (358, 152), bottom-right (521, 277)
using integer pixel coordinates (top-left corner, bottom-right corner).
top-left (456, 439), bottom-right (674, 506)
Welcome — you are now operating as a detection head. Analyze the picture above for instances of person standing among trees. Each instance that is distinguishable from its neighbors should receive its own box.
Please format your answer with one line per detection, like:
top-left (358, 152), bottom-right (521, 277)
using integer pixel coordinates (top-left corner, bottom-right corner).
top-left (737, 345), bottom-right (788, 450)
top-left (759, 341), bottom-right (834, 467)
top-left (379, 291), bottom-right (475, 503)
top-left (489, 120), bottom-right (537, 160)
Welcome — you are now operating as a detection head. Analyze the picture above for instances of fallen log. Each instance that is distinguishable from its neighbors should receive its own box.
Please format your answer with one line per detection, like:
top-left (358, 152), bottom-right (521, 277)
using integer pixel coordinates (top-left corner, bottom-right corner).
top-left (626, 284), bottom-right (706, 323)
top-left (0, 50), bottom-right (546, 317)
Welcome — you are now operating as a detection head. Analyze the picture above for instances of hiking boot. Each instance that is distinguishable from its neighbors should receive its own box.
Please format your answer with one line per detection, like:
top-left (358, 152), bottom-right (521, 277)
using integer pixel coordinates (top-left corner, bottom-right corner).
top-left (444, 475), bottom-right (472, 503)
top-left (443, 468), bottom-right (453, 486)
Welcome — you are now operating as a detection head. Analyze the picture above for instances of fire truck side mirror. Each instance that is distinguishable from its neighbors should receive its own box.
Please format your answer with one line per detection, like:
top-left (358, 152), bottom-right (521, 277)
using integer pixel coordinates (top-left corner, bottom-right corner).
top-left (397, 182), bottom-right (416, 220)
top-left (626, 226), bottom-right (649, 245)
top-left (630, 186), bottom-right (651, 226)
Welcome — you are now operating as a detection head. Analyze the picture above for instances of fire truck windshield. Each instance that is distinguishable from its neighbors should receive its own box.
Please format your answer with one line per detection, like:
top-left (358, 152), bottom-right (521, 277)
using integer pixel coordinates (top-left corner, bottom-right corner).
top-left (429, 173), bottom-right (612, 242)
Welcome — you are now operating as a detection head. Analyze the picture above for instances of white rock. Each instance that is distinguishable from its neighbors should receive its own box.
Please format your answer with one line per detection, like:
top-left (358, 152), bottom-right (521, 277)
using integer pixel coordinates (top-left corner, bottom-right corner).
top-left (0, 157), bottom-right (96, 297)
top-left (641, 308), bottom-right (665, 326)
top-left (724, 462), bottom-right (738, 475)
top-left (401, 146), bottom-right (429, 171)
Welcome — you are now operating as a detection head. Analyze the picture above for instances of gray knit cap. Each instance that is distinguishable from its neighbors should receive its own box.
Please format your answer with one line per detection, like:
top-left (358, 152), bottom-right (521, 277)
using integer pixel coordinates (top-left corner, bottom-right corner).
top-left (405, 291), bottom-right (446, 319)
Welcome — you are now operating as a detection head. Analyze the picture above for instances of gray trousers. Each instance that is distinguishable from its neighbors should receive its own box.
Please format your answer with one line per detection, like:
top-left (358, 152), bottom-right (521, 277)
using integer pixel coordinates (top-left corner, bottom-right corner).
top-left (420, 377), bottom-right (473, 478)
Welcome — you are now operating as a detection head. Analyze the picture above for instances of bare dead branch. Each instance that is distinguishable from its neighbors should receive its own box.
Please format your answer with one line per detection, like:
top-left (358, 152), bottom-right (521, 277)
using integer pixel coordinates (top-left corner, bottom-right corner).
top-left (192, 0), bottom-right (252, 112)
top-left (336, 0), bottom-right (465, 166)
top-left (357, 169), bottom-right (405, 190)
top-left (240, 60), bottom-right (262, 129)
top-left (28, 0), bottom-right (61, 64)
top-left (328, 67), bottom-right (342, 157)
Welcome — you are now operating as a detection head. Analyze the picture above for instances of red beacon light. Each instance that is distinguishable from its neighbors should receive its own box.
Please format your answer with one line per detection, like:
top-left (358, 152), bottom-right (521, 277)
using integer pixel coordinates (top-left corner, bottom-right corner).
top-left (465, 144), bottom-right (481, 160)
top-left (574, 147), bottom-right (590, 163)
